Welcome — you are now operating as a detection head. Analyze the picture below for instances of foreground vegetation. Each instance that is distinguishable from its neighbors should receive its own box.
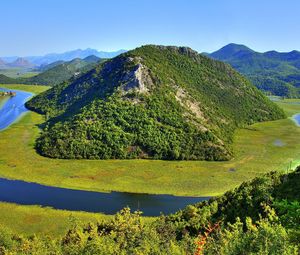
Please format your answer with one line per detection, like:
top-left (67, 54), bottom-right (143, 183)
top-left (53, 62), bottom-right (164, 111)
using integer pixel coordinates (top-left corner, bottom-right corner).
top-left (0, 85), bottom-right (299, 196)
top-left (0, 168), bottom-right (299, 254)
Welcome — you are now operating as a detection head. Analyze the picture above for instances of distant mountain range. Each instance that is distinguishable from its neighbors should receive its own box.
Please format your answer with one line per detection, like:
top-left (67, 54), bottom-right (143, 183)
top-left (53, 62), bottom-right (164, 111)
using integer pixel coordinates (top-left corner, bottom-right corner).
top-left (0, 48), bottom-right (127, 68)
top-left (0, 58), bottom-right (6, 68)
top-left (207, 43), bottom-right (300, 97)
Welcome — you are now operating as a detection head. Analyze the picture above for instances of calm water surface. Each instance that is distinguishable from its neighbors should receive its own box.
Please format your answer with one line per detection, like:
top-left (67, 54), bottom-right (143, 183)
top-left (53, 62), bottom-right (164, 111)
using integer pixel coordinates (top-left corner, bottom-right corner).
top-left (0, 178), bottom-right (209, 216)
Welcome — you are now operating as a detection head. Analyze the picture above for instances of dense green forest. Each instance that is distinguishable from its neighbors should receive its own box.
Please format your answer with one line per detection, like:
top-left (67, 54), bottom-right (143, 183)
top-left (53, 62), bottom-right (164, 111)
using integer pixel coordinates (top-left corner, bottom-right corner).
top-left (0, 56), bottom-right (103, 86)
top-left (1, 167), bottom-right (299, 254)
top-left (26, 45), bottom-right (285, 160)
top-left (209, 43), bottom-right (300, 98)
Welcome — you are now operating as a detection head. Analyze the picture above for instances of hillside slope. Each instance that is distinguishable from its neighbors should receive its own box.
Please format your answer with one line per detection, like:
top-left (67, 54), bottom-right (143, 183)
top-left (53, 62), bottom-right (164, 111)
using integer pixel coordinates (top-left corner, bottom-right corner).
top-left (26, 45), bottom-right (284, 160)
top-left (0, 57), bottom-right (103, 86)
top-left (0, 58), bottom-right (7, 68)
top-left (24, 57), bottom-right (102, 86)
top-left (209, 43), bottom-right (300, 98)
top-left (0, 74), bottom-right (16, 84)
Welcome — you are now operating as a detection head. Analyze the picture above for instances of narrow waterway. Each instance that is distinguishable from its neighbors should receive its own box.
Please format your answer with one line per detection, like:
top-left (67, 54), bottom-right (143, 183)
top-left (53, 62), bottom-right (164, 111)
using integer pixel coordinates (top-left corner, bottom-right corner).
top-left (0, 178), bottom-right (209, 216)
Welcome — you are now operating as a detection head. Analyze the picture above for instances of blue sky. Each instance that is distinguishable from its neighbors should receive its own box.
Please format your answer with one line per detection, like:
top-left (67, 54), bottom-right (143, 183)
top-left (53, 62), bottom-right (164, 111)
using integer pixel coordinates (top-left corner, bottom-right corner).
top-left (1, 0), bottom-right (300, 56)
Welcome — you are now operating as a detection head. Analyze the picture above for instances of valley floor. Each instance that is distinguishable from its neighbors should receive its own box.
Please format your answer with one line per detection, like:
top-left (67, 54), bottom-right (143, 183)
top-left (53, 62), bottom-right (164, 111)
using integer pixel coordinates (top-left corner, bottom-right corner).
top-left (0, 84), bottom-right (300, 237)
top-left (0, 84), bottom-right (299, 197)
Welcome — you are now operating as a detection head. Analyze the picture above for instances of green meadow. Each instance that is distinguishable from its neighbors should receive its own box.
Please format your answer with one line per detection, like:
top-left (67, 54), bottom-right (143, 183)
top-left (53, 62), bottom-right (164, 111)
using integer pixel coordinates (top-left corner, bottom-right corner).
top-left (0, 84), bottom-right (49, 94)
top-left (0, 84), bottom-right (299, 197)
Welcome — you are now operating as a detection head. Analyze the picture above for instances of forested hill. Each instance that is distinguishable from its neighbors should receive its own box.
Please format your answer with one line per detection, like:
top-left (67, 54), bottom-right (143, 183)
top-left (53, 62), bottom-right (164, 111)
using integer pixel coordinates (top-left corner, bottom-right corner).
top-left (26, 45), bottom-right (285, 160)
top-left (0, 74), bottom-right (16, 84)
top-left (0, 56), bottom-right (104, 86)
top-left (208, 43), bottom-right (300, 98)
top-left (24, 57), bottom-right (103, 86)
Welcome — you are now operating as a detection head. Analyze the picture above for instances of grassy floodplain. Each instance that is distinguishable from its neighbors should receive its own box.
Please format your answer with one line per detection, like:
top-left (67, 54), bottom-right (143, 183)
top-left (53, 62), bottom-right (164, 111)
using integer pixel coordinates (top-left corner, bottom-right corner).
top-left (0, 84), bottom-right (49, 95)
top-left (0, 84), bottom-right (299, 197)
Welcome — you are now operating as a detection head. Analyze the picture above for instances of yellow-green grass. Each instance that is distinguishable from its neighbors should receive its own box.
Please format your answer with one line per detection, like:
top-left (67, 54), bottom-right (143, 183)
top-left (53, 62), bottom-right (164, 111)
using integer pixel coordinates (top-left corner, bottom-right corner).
top-left (0, 84), bottom-right (300, 196)
top-left (276, 100), bottom-right (300, 117)
top-left (0, 84), bottom-right (49, 95)
top-left (18, 72), bottom-right (40, 78)
top-left (0, 202), bottom-right (112, 237)
top-left (0, 96), bottom-right (9, 107)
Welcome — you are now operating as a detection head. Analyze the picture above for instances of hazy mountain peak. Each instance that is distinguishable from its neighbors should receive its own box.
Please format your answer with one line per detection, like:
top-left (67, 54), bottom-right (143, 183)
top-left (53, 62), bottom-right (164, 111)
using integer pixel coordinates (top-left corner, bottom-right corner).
top-left (0, 58), bottom-right (7, 68)
top-left (1, 48), bottom-right (127, 66)
top-left (83, 55), bottom-right (101, 63)
top-left (211, 43), bottom-right (254, 59)
top-left (9, 57), bottom-right (34, 68)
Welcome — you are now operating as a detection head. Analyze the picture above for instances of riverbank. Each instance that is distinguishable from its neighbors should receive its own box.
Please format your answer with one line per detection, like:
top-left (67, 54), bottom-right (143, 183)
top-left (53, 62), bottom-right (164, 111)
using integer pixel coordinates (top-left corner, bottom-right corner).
top-left (0, 91), bottom-right (16, 97)
top-left (0, 96), bottom-right (9, 108)
top-left (0, 84), bottom-right (300, 197)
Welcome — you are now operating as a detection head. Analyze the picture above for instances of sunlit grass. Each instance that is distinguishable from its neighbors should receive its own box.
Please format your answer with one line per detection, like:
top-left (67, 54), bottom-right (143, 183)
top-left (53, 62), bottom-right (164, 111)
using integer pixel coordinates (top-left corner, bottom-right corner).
top-left (0, 84), bottom-right (49, 94)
